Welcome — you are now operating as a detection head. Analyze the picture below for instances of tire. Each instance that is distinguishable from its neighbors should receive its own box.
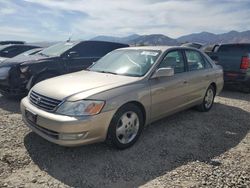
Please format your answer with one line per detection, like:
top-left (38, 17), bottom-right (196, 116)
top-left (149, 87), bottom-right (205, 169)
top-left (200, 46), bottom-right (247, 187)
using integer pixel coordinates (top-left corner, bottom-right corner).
top-left (106, 103), bottom-right (144, 149)
top-left (197, 85), bottom-right (215, 112)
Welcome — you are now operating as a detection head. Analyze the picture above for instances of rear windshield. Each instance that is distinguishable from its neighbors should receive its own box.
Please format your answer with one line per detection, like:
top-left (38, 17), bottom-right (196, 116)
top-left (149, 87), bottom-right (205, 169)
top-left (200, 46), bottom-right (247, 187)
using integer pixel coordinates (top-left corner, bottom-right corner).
top-left (218, 44), bottom-right (250, 53)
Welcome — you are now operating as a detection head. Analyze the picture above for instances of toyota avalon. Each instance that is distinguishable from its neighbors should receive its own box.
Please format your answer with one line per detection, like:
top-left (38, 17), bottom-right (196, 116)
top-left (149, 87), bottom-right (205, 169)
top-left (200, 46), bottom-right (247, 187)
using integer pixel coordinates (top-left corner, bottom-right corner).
top-left (21, 46), bottom-right (224, 149)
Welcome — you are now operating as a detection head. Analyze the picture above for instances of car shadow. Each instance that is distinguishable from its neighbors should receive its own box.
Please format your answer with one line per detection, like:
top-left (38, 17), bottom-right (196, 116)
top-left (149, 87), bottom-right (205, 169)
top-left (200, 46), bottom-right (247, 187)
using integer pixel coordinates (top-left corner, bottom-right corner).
top-left (24, 102), bottom-right (250, 188)
top-left (219, 89), bottom-right (250, 101)
top-left (0, 95), bottom-right (21, 114)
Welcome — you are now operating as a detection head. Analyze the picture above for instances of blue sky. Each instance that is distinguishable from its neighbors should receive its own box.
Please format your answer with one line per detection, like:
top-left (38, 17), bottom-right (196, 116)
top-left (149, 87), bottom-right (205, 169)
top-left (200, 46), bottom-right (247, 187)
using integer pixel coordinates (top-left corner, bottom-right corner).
top-left (0, 0), bottom-right (250, 42)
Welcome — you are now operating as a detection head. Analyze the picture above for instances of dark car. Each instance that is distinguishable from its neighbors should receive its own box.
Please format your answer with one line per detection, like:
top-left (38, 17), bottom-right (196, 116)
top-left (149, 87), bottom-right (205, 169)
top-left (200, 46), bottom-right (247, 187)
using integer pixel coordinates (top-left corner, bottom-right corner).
top-left (0, 41), bottom-right (25, 45)
top-left (0, 40), bottom-right (129, 97)
top-left (0, 44), bottom-right (40, 62)
top-left (206, 43), bottom-right (250, 92)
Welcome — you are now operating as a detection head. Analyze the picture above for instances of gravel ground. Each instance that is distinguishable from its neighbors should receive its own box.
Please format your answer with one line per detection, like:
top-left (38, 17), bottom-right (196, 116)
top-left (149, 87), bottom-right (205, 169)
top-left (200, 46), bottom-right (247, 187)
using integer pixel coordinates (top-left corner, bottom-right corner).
top-left (0, 90), bottom-right (249, 188)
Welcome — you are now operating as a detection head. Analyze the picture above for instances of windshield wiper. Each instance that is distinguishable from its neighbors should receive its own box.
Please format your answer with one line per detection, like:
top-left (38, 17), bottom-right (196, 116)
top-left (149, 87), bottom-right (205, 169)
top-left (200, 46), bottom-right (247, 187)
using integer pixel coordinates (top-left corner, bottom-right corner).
top-left (95, 70), bottom-right (118, 75)
top-left (38, 52), bottom-right (49, 57)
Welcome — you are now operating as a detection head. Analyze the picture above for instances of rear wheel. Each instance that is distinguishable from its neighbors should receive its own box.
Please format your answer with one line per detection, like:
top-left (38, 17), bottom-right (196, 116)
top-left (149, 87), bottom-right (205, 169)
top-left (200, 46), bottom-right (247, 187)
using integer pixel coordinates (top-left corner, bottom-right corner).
top-left (197, 85), bottom-right (215, 112)
top-left (106, 103), bottom-right (144, 149)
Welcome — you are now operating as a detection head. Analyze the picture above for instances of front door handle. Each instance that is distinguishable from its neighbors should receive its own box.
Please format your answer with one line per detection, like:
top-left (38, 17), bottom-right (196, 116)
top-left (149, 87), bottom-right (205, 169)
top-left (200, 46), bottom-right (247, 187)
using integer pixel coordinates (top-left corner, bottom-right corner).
top-left (183, 80), bottom-right (188, 84)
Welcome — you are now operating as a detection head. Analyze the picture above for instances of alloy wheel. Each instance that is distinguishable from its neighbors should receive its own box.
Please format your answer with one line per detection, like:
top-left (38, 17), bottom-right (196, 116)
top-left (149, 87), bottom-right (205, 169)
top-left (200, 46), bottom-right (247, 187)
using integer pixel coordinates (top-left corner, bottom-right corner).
top-left (116, 111), bottom-right (140, 144)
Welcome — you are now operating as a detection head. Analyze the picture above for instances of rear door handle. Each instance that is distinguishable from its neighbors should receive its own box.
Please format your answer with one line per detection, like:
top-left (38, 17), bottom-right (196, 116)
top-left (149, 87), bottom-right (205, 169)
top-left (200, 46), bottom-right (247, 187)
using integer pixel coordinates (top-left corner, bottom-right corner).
top-left (183, 80), bottom-right (188, 84)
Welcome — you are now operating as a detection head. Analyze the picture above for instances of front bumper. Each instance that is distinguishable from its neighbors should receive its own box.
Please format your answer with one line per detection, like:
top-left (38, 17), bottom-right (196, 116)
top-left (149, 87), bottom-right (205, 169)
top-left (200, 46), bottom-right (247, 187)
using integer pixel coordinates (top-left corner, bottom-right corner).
top-left (21, 97), bottom-right (115, 146)
top-left (0, 68), bottom-right (28, 96)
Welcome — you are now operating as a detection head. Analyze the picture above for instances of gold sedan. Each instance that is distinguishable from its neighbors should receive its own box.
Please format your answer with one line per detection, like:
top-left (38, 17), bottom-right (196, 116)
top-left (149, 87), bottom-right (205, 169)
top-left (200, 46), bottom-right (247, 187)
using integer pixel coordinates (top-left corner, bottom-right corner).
top-left (21, 46), bottom-right (224, 149)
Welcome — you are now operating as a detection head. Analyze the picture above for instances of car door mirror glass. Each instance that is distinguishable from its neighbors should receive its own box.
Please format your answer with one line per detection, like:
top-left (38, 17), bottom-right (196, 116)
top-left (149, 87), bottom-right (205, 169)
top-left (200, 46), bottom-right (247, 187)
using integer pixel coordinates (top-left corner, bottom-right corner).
top-left (152, 67), bottom-right (174, 78)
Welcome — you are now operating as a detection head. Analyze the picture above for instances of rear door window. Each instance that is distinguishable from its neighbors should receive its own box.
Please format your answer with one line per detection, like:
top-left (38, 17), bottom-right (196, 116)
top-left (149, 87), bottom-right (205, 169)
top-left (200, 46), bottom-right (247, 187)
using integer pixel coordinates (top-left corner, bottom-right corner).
top-left (185, 50), bottom-right (206, 71)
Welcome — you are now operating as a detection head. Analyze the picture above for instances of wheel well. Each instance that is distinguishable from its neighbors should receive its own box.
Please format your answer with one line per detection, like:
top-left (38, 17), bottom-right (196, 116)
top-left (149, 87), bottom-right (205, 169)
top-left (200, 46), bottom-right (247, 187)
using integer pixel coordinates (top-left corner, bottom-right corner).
top-left (210, 82), bottom-right (217, 93)
top-left (122, 101), bottom-right (146, 124)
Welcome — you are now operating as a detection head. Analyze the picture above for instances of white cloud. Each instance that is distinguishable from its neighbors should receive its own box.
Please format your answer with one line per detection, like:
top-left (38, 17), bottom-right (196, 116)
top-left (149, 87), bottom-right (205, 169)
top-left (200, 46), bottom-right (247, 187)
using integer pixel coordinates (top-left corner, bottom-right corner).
top-left (23, 0), bottom-right (250, 38)
top-left (0, 7), bottom-right (16, 15)
top-left (0, 26), bottom-right (38, 39)
top-left (1, 0), bottom-right (250, 41)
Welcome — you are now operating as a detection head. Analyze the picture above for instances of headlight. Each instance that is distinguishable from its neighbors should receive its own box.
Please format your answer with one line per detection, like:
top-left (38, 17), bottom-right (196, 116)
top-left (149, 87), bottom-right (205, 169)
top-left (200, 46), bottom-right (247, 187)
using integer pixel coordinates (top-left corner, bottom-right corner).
top-left (20, 66), bottom-right (29, 73)
top-left (56, 100), bottom-right (105, 116)
top-left (0, 67), bottom-right (11, 78)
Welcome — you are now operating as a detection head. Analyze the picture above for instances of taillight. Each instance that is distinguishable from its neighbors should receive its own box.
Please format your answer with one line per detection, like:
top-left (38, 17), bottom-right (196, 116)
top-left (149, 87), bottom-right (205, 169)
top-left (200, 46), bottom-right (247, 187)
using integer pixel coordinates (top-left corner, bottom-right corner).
top-left (240, 56), bottom-right (250, 69)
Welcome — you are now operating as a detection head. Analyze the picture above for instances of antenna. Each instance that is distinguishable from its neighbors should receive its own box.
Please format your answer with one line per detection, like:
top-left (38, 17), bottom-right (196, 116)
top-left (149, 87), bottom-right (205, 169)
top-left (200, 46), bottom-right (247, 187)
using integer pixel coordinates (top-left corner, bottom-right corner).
top-left (67, 33), bottom-right (72, 42)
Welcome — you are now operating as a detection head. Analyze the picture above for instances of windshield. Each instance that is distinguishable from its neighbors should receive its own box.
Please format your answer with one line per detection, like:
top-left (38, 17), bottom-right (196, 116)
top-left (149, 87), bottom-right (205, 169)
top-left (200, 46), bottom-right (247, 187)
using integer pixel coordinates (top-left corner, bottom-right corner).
top-left (0, 45), bottom-right (8, 51)
top-left (89, 49), bottom-right (161, 77)
top-left (39, 42), bottom-right (76, 57)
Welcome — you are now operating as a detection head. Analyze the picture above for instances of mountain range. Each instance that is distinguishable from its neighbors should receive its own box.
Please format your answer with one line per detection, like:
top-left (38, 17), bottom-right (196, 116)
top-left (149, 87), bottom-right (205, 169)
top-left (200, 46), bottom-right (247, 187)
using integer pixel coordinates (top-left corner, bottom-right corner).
top-left (91, 30), bottom-right (250, 46)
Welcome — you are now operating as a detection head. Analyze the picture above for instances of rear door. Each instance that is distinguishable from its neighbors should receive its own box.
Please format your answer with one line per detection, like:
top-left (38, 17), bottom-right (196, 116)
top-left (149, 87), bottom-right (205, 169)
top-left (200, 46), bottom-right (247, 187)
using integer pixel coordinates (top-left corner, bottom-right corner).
top-left (183, 50), bottom-right (214, 101)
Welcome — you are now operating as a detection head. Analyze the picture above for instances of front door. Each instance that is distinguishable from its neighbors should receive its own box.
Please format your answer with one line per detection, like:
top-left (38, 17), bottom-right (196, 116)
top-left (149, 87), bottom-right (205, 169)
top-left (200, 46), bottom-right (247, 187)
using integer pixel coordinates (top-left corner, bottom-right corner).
top-left (150, 50), bottom-right (190, 121)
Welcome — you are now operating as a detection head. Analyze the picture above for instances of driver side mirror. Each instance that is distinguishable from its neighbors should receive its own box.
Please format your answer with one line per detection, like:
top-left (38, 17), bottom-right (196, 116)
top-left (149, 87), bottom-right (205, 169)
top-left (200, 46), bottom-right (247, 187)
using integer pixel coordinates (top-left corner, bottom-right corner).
top-left (67, 51), bottom-right (79, 58)
top-left (151, 67), bottom-right (174, 78)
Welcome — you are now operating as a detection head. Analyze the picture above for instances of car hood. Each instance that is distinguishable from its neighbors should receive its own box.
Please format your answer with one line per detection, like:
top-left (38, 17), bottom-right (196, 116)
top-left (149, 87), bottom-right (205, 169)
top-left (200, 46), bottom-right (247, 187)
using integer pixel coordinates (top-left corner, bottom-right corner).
top-left (0, 53), bottom-right (57, 67)
top-left (32, 70), bottom-right (141, 101)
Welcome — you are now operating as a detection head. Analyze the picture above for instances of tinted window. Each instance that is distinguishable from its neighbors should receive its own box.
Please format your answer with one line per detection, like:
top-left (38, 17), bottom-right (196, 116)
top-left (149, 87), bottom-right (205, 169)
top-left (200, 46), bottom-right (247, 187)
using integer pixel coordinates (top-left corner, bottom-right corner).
top-left (159, 50), bottom-right (185, 73)
top-left (73, 42), bottom-right (125, 57)
top-left (16, 46), bottom-right (35, 54)
top-left (0, 46), bottom-right (18, 58)
top-left (218, 45), bottom-right (250, 53)
top-left (185, 50), bottom-right (206, 71)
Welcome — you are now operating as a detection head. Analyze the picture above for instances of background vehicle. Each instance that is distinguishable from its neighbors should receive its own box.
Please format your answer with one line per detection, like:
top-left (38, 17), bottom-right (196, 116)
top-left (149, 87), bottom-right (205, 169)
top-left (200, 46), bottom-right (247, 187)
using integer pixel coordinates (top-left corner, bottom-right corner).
top-left (0, 41), bottom-right (25, 45)
top-left (0, 44), bottom-right (40, 62)
top-left (0, 40), bottom-right (129, 97)
top-left (206, 43), bottom-right (250, 92)
top-left (21, 46), bottom-right (223, 149)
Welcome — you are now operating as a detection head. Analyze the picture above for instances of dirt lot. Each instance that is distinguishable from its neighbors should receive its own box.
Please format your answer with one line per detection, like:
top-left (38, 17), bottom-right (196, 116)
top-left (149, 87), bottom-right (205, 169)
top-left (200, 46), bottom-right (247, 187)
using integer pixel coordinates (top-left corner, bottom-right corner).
top-left (0, 90), bottom-right (249, 188)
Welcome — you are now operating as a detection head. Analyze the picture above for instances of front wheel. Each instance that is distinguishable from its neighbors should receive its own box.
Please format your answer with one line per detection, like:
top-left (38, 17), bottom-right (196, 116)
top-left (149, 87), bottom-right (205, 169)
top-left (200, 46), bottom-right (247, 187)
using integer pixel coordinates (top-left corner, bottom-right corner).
top-left (106, 103), bottom-right (144, 149)
top-left (197, 85), bottom-right (215, 112)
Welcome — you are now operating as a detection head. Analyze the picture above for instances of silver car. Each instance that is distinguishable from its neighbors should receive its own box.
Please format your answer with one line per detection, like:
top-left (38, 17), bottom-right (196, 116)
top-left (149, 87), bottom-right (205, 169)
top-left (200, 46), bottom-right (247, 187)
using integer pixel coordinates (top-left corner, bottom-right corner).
top-left (21, 46), bottom-right (223, 149)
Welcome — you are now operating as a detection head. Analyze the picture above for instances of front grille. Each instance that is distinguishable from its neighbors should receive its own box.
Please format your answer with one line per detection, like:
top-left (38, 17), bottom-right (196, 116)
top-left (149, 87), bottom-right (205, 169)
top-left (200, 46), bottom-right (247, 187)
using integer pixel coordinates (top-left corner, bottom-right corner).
top-left (29, 90), bottom-right (62, 111)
